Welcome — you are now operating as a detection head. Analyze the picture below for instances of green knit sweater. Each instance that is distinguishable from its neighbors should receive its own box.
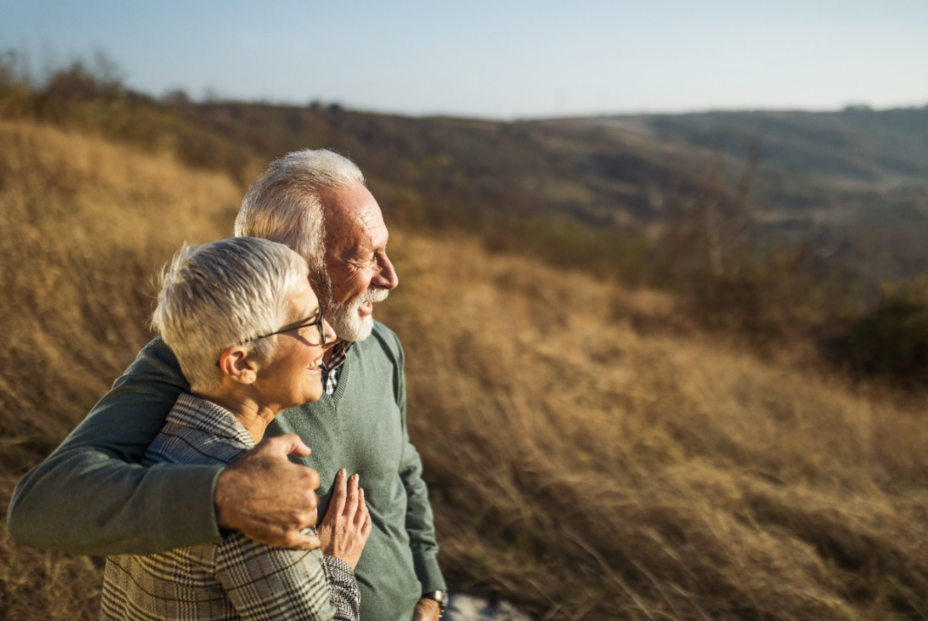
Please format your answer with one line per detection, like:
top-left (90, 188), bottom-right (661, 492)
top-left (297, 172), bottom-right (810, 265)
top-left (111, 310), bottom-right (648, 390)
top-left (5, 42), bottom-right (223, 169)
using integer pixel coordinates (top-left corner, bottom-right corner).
top-left (8, 321), bottom-right (445, 621)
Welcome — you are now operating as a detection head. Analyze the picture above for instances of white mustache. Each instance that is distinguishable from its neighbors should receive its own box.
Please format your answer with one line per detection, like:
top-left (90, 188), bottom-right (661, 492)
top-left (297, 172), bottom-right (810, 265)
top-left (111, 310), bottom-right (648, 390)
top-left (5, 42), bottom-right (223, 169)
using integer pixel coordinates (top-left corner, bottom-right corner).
top-left (362, 288), bottom-right (389, 304)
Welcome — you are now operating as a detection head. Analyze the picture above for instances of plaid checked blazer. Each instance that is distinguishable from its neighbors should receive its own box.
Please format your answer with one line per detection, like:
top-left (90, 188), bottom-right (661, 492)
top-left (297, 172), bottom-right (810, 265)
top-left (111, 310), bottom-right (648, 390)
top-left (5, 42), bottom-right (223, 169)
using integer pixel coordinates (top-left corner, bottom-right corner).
top-left (101, 393), bottom-right (360, 621)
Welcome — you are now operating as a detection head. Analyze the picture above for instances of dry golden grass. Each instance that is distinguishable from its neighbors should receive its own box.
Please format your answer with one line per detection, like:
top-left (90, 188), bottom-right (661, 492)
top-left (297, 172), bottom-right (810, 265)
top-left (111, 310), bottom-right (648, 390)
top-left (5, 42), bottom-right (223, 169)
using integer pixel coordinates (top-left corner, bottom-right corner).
top-left (0, 118), bottom-right (242, 444)
top-left (0, 119), bottom-right (243, 619)
top-left (381, 237), bottom-right (928, 620)
top-left (3, 119), bottom-right (928, 620)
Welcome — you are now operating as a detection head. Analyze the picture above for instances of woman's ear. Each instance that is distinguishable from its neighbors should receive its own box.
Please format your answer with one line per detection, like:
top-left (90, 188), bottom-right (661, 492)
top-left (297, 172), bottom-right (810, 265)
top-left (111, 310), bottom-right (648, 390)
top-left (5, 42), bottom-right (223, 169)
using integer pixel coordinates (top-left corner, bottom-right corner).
top-left (217, 346), bottom-right (260, 385)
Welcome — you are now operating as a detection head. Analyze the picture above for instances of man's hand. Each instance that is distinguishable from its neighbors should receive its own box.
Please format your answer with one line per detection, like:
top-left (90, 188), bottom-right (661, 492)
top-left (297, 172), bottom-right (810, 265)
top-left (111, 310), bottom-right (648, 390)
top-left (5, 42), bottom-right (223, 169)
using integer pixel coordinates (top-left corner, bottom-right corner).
top-left (214, 434), bottom-right (321, 549)
top-left (317, 469), bottom-right (373, 568)
top-left (412, 598), bottom-right (441, 621)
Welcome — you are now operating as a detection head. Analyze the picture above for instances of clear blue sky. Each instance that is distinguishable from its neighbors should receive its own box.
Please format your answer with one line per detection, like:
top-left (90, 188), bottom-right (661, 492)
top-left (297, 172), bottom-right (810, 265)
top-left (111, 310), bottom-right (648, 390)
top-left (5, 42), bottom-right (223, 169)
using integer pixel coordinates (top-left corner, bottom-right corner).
top-left (2, 0), bottom-right (926, 119)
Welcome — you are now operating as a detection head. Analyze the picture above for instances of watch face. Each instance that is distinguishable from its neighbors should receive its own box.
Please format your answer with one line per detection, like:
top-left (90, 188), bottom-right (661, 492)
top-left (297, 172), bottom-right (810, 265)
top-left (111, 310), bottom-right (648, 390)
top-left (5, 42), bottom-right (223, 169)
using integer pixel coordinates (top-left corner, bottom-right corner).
top-left (424, 591), bottom-right (448, 610)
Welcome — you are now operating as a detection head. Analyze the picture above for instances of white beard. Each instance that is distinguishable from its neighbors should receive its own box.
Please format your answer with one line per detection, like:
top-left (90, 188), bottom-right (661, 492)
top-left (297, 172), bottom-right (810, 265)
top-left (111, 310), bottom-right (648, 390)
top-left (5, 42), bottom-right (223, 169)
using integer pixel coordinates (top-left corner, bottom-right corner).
top-left (326, 286), bottom-right (390, 343)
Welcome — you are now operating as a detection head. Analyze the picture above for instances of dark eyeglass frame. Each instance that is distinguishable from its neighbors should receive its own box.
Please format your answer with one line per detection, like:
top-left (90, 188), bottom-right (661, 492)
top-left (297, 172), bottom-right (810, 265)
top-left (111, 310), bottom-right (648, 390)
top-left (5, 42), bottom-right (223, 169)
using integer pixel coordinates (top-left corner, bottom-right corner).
top-left (217, 315), bottom-right (326, 367)
top-left (238, 315), bottom-right (327, 347)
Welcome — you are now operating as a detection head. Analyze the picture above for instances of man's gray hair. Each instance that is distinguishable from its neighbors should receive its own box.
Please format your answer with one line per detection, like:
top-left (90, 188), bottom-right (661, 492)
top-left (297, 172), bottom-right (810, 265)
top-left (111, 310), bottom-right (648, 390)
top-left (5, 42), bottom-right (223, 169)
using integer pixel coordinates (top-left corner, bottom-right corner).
top-left (152, 237), bottom-right (309, 392)
top-left (234, 149), bottom-right (365, 276)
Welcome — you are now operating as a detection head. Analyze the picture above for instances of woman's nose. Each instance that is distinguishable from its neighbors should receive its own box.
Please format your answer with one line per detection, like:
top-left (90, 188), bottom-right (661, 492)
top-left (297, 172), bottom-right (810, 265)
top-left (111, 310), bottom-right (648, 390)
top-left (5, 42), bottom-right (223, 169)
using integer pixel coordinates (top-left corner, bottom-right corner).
top-left (321, 318), bottom-right (338, 346)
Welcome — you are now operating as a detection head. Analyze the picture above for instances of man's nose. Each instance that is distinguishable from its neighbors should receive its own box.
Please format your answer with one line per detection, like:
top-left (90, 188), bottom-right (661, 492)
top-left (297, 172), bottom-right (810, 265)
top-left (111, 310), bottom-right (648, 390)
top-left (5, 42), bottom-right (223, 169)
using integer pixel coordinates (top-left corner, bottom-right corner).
top-left (373, 253), bottom-right (399, 290)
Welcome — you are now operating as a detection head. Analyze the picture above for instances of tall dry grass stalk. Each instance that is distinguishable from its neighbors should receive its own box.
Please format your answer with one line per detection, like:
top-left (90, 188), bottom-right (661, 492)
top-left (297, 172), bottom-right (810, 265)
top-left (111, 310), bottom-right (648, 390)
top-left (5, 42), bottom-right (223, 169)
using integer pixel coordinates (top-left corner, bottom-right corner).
top-left (2, 120), bottom-right (928, 620)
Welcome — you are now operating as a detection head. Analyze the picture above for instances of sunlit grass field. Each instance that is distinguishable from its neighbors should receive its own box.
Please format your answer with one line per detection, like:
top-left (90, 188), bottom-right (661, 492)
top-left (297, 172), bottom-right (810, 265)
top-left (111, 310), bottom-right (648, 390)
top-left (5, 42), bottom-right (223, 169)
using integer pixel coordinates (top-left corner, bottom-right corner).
top-left (3, 118), bottom-right (928, 620)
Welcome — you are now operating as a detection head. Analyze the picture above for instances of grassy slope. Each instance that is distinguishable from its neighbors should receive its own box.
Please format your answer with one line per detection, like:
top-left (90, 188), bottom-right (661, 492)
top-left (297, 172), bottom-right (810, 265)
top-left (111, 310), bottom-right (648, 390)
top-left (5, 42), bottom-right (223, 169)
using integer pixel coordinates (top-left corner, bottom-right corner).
top-left (2, 120), bottom-right (928, 620)
top-left (0, 119), bottom-right (243, 620)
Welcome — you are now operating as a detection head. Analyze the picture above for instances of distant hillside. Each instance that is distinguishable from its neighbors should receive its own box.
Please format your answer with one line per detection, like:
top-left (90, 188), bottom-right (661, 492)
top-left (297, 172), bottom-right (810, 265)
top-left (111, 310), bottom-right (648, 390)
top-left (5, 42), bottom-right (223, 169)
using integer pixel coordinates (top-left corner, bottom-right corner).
top-left (4, 52), bottom-right (925, 284)
top-left (166, 101), bottom-right (928, 280)
top-left (635, 108), bottom-right (928, 182)
top-left (540, 108), bottom-right (928, 279)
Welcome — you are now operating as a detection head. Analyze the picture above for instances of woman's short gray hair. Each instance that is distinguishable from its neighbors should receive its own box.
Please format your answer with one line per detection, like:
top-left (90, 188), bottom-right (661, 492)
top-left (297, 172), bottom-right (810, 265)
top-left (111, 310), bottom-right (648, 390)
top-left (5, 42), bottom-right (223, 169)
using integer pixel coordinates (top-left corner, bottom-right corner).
top-left (234, 149), bottom-right (364, 276)
top-left (152, 237), bottom-right (309, 392)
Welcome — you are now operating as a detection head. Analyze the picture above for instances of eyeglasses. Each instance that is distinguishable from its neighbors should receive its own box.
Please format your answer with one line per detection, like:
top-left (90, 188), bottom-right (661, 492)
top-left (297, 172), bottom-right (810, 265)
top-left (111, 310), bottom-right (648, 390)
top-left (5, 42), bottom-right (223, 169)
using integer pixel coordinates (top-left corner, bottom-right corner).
top-left (215, 314), bottom-right (327, 367)
top-left (238, 314), bottom-right (327, 348)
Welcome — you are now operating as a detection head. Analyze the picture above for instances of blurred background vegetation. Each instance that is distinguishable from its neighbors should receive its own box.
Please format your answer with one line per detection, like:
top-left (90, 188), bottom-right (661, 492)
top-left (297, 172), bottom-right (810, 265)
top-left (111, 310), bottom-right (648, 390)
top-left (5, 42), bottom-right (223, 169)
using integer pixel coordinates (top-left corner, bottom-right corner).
top-left (2, 52), bottom-right (928, 620)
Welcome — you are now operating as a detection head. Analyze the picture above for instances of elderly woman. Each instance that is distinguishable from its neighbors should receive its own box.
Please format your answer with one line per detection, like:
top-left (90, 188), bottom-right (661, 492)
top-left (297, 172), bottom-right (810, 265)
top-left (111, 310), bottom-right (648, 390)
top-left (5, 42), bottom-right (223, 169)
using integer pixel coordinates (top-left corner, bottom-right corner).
top-left (101, 237), bottom-right (370, 621)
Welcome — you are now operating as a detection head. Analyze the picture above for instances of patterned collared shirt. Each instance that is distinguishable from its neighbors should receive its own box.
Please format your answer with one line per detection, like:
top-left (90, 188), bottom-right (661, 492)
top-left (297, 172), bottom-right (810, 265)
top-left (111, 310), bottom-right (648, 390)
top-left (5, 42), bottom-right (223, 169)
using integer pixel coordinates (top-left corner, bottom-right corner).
top-left (322, 341), bottom-right (353, 396)
top-left (101, 393), bottom-right (360, 621)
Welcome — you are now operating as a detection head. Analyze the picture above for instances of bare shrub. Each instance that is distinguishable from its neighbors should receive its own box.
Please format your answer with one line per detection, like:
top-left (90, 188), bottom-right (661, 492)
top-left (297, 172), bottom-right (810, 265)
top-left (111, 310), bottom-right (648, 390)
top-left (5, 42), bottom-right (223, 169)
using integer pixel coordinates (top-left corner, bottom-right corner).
top-left (825, 292), bottom-right (928, 390)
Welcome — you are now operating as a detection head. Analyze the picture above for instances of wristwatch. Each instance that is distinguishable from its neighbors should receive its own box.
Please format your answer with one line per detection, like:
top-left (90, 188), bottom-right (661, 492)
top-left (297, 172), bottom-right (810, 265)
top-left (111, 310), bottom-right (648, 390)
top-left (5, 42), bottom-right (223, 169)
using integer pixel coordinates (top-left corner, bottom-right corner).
top-left (421, 590), bottom-right (448, 617)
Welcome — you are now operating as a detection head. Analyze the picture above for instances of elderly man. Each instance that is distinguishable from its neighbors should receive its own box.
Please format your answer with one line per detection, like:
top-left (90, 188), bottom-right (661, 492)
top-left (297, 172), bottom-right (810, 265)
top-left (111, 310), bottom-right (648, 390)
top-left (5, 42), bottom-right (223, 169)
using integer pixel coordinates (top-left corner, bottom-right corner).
top-left (8, 150), bottom-right (447, 621)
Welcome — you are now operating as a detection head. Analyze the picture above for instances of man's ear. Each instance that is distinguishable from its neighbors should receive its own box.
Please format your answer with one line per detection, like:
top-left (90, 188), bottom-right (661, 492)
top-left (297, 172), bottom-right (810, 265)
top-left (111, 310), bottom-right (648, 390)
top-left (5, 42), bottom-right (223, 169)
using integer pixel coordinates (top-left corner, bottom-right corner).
top-left (217, 346), bottom-right (260, 385)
